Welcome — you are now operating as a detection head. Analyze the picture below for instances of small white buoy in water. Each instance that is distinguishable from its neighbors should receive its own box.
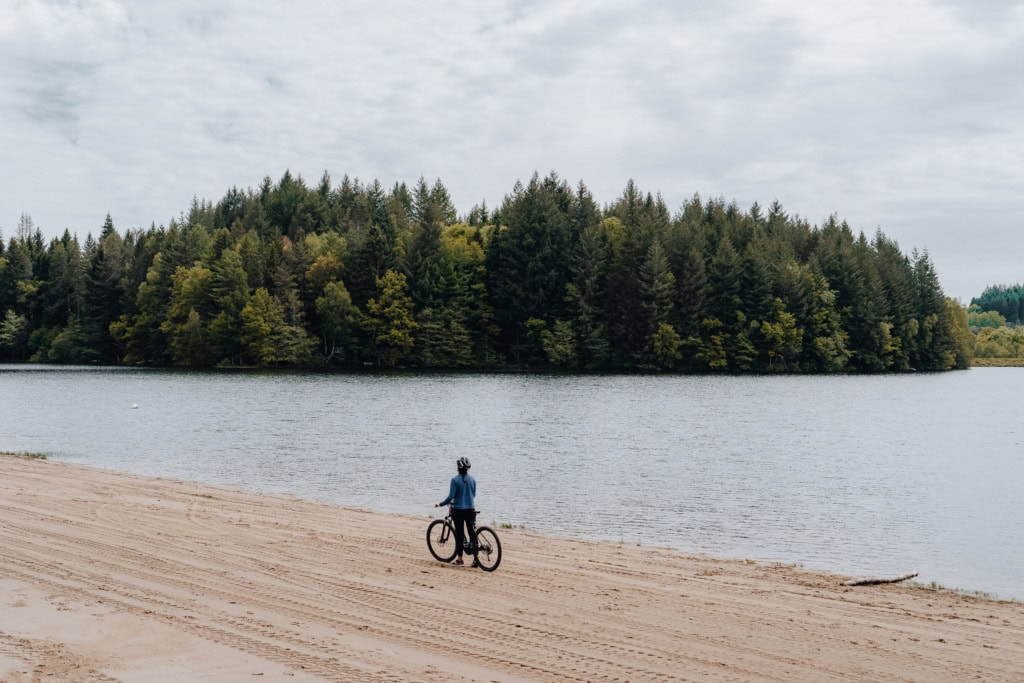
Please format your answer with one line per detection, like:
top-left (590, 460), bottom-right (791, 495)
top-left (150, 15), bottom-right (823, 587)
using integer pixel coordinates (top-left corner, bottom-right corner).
top-left (132, 403), bottom-right (139, 409)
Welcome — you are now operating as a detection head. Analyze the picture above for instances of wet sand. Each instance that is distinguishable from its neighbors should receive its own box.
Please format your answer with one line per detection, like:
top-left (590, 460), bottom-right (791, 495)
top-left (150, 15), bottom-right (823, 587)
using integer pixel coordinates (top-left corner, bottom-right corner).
top-left (1, 456), bottom-right (1021, 682)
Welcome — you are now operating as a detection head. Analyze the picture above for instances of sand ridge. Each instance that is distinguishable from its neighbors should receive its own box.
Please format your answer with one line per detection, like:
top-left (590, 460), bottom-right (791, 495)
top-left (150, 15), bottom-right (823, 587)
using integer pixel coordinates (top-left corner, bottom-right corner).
top-left (1, 457), bottom-right (1021, 682)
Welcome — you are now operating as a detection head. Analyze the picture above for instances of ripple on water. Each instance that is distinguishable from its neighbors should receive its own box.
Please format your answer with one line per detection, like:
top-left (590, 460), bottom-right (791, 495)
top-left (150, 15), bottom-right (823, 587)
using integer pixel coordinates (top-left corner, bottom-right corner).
top-left (0, 366), bottom-right (1021, 600)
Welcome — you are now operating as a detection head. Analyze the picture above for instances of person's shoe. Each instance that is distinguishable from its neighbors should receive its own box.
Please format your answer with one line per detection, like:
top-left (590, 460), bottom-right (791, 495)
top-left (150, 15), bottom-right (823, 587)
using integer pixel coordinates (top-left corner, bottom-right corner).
top-left (471, 559), bottom-right (481, 568)
top-left (453, 558), bottom-right (464, 565)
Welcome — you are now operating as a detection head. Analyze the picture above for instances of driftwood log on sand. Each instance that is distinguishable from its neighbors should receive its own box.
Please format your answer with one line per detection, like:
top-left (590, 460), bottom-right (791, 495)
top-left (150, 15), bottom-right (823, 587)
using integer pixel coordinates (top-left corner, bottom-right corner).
top-left (843, 571), bottom-right (919, 586)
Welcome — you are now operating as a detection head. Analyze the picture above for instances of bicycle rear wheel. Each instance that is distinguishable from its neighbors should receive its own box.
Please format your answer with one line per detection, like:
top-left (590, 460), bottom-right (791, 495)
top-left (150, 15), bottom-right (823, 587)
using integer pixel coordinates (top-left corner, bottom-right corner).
top-left (473, 526), bottom-right (502, 572)
top-left (427, 519), bottom-right (458, 563)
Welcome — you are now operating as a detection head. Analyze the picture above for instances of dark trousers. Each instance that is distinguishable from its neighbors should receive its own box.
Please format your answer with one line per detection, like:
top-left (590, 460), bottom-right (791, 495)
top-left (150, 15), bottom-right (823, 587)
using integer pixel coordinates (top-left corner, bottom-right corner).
top-left (451, 508), bottom-right (476, 555)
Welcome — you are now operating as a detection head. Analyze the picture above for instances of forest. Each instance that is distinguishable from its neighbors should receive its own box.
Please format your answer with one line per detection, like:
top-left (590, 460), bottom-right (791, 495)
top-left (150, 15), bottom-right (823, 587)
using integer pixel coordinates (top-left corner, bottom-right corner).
top-left (968, 285), bottom-right (1024, 361)
top-left (0, 171), bottom-right (973, 372)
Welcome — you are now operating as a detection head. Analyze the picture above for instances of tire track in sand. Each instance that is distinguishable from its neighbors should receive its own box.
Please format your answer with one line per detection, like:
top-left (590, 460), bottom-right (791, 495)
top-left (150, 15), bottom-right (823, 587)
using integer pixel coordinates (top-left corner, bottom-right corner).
top-left (3, 459), bottom-right (1022, 682)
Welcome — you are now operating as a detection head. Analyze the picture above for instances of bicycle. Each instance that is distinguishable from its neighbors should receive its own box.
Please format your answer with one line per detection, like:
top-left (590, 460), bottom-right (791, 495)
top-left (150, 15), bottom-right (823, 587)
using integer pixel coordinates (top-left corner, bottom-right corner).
top-left (426, 506), bottom-right (502, 572)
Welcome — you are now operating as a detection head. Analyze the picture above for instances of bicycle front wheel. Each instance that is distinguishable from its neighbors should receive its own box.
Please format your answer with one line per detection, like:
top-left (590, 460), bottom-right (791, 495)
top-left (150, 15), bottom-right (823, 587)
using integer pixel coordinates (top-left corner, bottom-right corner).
top-left (473, 526), bottom-right (502, 572)
top-left (427, 519), bottom-right (458, 563)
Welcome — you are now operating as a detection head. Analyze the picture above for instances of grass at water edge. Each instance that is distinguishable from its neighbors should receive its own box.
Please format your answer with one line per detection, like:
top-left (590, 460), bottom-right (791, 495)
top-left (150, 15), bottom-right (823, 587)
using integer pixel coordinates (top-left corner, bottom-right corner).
top-left (971, 358), bottom-right (1024, 367)
top-left (0, 450), bottom-right (48, 460)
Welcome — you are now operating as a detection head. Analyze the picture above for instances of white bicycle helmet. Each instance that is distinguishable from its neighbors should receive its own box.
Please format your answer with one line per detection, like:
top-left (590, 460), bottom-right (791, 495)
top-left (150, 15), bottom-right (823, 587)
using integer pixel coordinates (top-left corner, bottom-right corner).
top-left (457, 456), bottom-right (471, 470)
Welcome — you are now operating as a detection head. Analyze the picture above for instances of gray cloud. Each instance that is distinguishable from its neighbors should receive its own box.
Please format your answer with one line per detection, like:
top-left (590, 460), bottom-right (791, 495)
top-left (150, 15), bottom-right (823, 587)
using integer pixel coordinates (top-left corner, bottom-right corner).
top-left (1, 0), bottom-right (1021, 300)
top-left (14, 59), bottom-right (95, 143)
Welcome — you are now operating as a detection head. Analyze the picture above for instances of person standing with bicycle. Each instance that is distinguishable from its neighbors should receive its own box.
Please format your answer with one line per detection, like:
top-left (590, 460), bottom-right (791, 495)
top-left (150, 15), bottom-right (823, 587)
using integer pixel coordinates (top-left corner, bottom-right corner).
top-left (435, 457), bottom-right (476, 566)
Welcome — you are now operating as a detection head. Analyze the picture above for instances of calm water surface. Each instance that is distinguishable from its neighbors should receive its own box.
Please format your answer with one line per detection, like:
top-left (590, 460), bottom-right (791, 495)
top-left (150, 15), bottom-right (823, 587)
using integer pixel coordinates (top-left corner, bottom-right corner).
top-left (1, 365), bottom-right (1021, 600)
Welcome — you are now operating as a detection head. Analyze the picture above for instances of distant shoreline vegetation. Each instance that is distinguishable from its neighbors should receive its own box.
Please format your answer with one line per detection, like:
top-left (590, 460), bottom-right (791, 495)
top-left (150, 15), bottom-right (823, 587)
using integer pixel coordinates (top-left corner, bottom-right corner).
top-left (967, 285), bottom-right (1024, 362)
top-left (1, 171), bottom-right (973, 372)
top-left (0, 451), bottom-right (47, 460)
top-left (969, 357), bottom-right (1024, 368)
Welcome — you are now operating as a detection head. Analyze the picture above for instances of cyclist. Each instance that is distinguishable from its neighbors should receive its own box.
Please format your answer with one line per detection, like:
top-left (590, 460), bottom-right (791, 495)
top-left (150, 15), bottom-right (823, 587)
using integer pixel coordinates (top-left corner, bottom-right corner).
top-left (435, 456), bottom-right (477, 566)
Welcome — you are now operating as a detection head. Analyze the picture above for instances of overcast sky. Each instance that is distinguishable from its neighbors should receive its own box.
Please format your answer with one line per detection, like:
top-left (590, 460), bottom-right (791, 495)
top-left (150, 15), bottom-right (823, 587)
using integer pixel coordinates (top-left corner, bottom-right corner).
top-left (2, 0), bottom-right (1021, 301)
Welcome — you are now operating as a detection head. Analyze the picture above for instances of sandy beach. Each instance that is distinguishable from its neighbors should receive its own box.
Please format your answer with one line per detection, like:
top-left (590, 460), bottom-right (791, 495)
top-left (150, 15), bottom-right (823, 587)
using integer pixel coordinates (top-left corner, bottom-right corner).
top-left (0, 457), bottom-right (1021, 682)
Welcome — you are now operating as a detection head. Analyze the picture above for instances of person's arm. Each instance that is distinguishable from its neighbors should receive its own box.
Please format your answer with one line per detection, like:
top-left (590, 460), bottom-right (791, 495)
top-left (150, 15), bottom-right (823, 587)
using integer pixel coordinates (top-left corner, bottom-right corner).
top-left (438, 478), bottom-right (457, 507)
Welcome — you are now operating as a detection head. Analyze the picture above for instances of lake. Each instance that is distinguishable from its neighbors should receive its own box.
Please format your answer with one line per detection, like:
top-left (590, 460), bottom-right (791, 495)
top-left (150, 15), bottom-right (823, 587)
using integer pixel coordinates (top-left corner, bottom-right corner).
top-left (1, 365), bottom-right (1021, 600)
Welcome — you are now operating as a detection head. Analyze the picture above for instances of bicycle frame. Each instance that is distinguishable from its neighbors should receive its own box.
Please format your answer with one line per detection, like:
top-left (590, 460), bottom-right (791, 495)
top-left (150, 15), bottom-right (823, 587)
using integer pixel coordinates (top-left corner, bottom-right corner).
top-left (427, 505), bottom-right (502, 571)
top-left (443, 506), bottom-right (477, 551)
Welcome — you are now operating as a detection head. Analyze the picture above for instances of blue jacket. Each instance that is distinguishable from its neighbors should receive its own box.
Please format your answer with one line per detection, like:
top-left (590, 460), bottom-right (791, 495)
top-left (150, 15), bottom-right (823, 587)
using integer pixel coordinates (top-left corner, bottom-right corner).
top-left (439, 473), bottom-right (476, 510)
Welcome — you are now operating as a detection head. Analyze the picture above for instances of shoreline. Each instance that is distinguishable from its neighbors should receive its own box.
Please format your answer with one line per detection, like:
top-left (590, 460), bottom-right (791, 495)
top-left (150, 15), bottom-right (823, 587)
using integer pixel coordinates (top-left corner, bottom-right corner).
top-left (1, 457), bottom-right (1021, 682)
top-left (17, 454), bottom-right (1020, 604)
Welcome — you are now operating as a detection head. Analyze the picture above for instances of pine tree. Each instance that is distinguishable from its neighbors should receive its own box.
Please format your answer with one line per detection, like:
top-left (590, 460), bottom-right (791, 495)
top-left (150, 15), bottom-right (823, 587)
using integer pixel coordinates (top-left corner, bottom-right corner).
top-left (45, 231), bottom-right (85, 327)
top-left (912, 249), bottom-right (956, 370)
top-left (565, 221), bottom-right (611, 369)
top-left (83, 219), bottom-right (125, 362)
top-left (706, 236), bottom-right (742, 327)
top-left (161, 264), bottom-right (215, 366)
top-left (637, 240), bottom-right (677, 368)
top-left (404, 177), bottom-right (445, 310)
top-left (485, 173), bottom-right (573, 363)
top-left (362, 269), bottom-right (416, 367)
top-left (208, 248), bottom-right (250, 364)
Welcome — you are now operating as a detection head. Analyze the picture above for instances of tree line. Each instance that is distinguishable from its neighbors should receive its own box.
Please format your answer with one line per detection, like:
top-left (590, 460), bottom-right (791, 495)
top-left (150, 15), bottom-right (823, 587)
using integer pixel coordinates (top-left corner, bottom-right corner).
top-left (968, 285), bottom-right (1024, 360)
top-left (0, 171), bottom-right (972, 371)
top-left (971, 284), bottom-right (1024, 327)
